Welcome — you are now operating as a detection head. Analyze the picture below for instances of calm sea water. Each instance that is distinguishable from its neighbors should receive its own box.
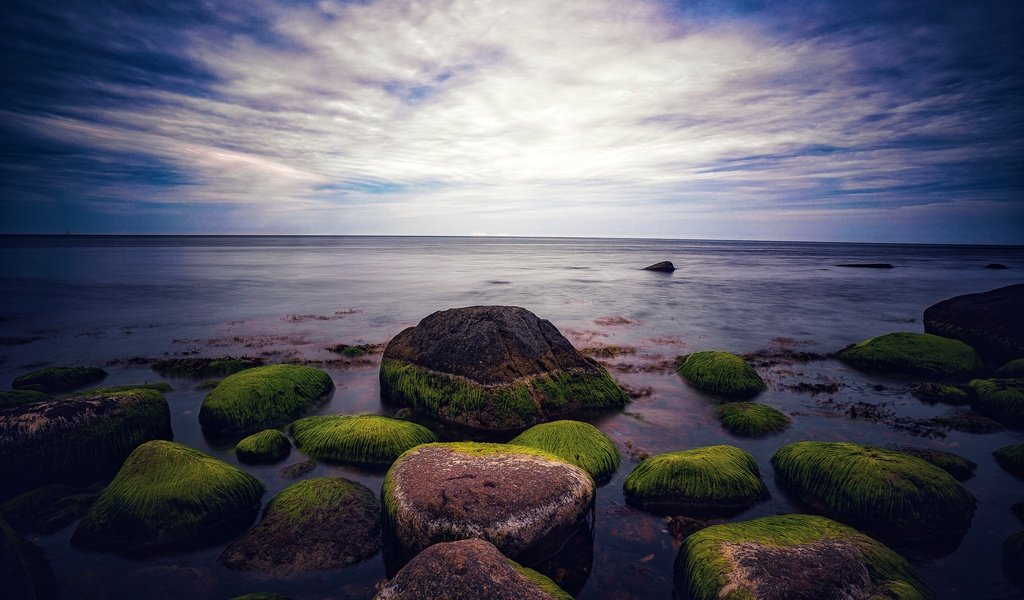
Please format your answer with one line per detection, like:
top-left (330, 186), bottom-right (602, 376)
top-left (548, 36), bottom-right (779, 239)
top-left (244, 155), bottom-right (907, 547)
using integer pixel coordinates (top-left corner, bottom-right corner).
top-left (1, 235), bottom-right (1022, 599)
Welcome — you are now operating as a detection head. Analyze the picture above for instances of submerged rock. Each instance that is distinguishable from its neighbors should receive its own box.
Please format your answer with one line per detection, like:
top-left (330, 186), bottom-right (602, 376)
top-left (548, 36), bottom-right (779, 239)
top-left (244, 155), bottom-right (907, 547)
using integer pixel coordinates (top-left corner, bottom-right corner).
top-left (714, 402), bottom-right (791, 436)
top-left (895, 446), bottom-right (977, 481)
top-left (996, 359), bottom-right (1024, 378)
top-left (994, 443), bottom-right (1024, 479)
top-left (12, 366), bottom-right (106, 394)
top-left (969, 378), bottom-right (1024, 426)
top-left (290, 414), bottom-right (436, 467)
top-left (151, 356), bottom-right (263, 378)
top-left (642, 261), bottom-right (676, 272)
top-left (509, 420), bottom-right (620, 485)
top-left (0, 485), bottom-right (97, 534)
top-left (1, 519), bottom-right (57, 600)
top-left (235, 429), bottom-right (291, 464)
top-left (910, 383), bottom-right (969, 405)
top-left (923, 284), bottom-right (1024, 365)
top-left (676, 352), bottom-right (766, 397)
top-left (837, 332), bottom-right (982, 378)
top-left (199, 364), bottom-right (334, 435)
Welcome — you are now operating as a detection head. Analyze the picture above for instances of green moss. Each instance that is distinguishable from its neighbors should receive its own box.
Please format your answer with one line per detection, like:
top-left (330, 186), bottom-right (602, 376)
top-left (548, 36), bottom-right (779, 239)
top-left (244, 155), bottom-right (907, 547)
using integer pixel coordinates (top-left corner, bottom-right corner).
top-left (235, 429), bottom-right (291, 463)
top-left (714, 402), bottom-right (791, 436)
top-left (895, 447), bottom-right (976, 481)
top-left (0, 519), bottom-right (57, 600)
top-left (969, 378), bottom-right (1024, 426)
top-left (62, 382), bottom-right (172, 397)
top-left (12, 366), bottom-right (107, 393)
top-left (290, 414), bottom-right (436, 467)
top-left (771, 442), bottom-right (975, 539)
top-left (838, 332), bottom-right (982, 378)
top-left (0, 485), bottom-right (96, 534)
top-left (199, 364), bottom-right (334, 435)
top-left (676, 514), bottom-right (932, 600)
top-left (623, 445), bottom-right (768, 514)
top-left (71, 440), bottom-right (264, 554)
top-left (508, 559), bottom-right (574, 600)
top-left (996, 359), bottom-right (1024, 378)
top-left (151, 357), bottom-right (262, 378)
top-left (675, 352), bottom-right (766, 397)
top-left (509, 420), bottom-right (621, 484)
top-left (0, 390), bottom-right (53, 409)
top-left (994, 444), bottom-right (1024, 479)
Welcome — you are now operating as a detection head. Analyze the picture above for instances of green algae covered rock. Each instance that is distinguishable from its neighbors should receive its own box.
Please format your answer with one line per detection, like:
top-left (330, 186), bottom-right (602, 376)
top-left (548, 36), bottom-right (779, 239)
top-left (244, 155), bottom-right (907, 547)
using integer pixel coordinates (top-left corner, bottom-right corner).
top-left (0, 519), bottom-right (57, 600)
top-left (994, 443), bottom-right (1024, 479)
top-left (837, 332), bottom-right (982, 378)
top-left (63, 383), bottom-right (172, 397)
top-left (675, 514), bottom-right (932, 600)
top-left (220, 477), bottom-right (380, 575)
top-left (996, 359), bottom-right (1024, 378)
top-left (0, 485), bottom-right (97, 534)
top-left (290, 414), bottom-right (436, 467)
top-left (771, 442), bottom-right (975, 541)
top-left (895, 446), bottom-right (976, 481)
top-left (0, 390), bottom-right (53, 409)
top-left (676, 352), bottom-right (766, 397)
top-left (969, 378), bottom-right (1024, 426)
top-left (12, 365), bottom-right (107, 393)
top-left (623, 445), bottom-right (768, 514)
top-left (714, 402), bottom-right (791, 436)
top-left (199, 364), bottom-right (334, 435)
top-left (72, 440), bottom-right (264, 554)
top-left (235, 429), bottom-right (291, 463)
top-left (509, 420), bottom-right (620, 485)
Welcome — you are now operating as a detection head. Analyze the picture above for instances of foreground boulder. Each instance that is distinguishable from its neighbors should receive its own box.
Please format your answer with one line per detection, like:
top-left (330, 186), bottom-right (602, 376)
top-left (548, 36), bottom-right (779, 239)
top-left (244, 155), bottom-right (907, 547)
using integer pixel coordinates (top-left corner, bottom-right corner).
top-left (199, 365), bottom-right (334, 435)
top-left (969, 378), bottom-right (1024, 426)
top-left (675, 514), bottom-right (932, 600)
top-left (12, 366), bottom-right (106, 393)
top-left (376, 538), bottom-right (571, 600)
top-left (220, 477), bottom-right (380, 575)
top-left (837, 332), bottom-right (982, 378)
top-left (380, 306), bottom-right (628, 430)
top-left (924, 284), bottom-right (1024, 365)
top-left (509, 420), bottom-right (620, 485)
top-left (1, 519), bottom-right (56, 600)
top-left (676, 352), bottom-right (766, 397)
top-left (290, 414), bottom-right (436, 467)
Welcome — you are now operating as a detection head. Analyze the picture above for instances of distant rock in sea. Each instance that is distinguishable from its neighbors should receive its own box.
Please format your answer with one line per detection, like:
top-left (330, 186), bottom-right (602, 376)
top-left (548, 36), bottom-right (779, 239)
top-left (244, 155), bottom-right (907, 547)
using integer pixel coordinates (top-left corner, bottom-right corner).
top-left (986, 263), bottom-right (1009, 269)
top-left (643, 261), bottom-right (676, 272)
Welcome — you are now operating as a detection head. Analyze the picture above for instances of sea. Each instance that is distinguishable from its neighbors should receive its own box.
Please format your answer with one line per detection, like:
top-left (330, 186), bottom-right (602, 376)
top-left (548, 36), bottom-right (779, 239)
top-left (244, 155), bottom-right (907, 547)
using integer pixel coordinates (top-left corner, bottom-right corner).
top-left (1, 235), bottom-right (1022, 599)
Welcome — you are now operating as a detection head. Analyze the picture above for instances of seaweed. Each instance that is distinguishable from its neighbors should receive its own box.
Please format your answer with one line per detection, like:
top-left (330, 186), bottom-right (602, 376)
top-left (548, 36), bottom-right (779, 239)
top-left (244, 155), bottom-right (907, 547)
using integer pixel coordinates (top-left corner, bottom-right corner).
top-left (675, 352), bottom-right (766, 397)
top-left (199, 364), bottom-right (334, 435)
top-left (714, 402), bottom-right (791, 436)
top-left (837, 332), bottom-right (982, 378)
top-left (235, 429), bottom-right (291, 463)
top-left (968, 378), bottom-right (1024, 426)
top-left (509, 420), bottom-right (620, 484)
top-left (290, 414), bottom-right (436, 467)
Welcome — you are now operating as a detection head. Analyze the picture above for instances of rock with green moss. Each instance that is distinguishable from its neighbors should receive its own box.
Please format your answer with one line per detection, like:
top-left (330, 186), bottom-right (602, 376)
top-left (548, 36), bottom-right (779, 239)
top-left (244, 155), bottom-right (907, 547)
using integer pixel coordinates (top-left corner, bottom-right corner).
top-left (969, 378), bottom-right (1024, 426)
top-left (509, 420), bottom-right (620, 485)
top-left (220, 477), bottom-right (380, 575)
top-left (383, 442), bottom-right (593, 559)
top-left (63, 382), bottom-right (173, 398)
top-left (0, 389), bottom-right (172, 500)
top-left (376, 538), bottom-right (572, 600)
top-left (996, 359), bottom-right (1024, 378)
top-left (623, 445), bottom-right (768, 515)
top-left (235, 429), bottom-right (291, 463)
top-left (772, 442), bottom-right (975, 541)
top-left (675, 514), bottom-right (932, 600)
top-left (994, 444), bottom-right (1024, 479)
top-left (0, 390), bottom-right (53, 409)
top-left (910, 383), bottom-right (969, 405)
top-left (71, 440), bottom-right (264, 554)
top-left (0, 485), bottom-right (97, 534)
top-left (675, 352), bottom-right (766, 397)
top-left (1, 519), bottom-right (57, 600)
top-left (838, 332), bottom-right (982, 378)
top-left (290, 414), bottom-right (436, 467)
top-left (923, 284), bottom-right (1024, 365)
top-left (199, 364), bottom-right (334, 435)
top-left (895, 446), bottom-right (976, 481)
top-left (12, 366), bottom-right (107, 393)
top-left (152, 356), bottom-right (263, 378)
top-left (380, 306), bottom-right (628, 431)
top-left (1004, 531), bottom-right (1024, 587)
top-left (714, 402), bottom-right (790, 436)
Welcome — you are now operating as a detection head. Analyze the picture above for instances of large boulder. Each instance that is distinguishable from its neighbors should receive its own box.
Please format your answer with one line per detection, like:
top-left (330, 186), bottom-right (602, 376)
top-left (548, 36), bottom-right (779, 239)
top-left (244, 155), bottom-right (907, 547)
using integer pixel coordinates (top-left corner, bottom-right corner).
top-left (924, 284), bottom-right (1024, 365)
top-left (380, 306), bottom-right (628, 430)
top-left (290, 414), bottom-right (436, 467)
top-left (509, 420), bottom-right (620, 485)
top-left (12, 366), bottom-right (106, 394)
top-left (837, 332), bottom-right (982, 378)
top-left (676, 352), bottom-right (766, 397)
top-left (199, 364), bottom-right (334, 435)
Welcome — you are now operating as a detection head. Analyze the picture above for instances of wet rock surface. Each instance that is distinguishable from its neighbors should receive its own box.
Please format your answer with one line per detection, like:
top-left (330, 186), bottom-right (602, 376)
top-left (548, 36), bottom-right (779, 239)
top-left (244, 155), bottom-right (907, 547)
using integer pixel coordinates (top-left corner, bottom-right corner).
top-left (924, 284), bottom-right (1024, 364)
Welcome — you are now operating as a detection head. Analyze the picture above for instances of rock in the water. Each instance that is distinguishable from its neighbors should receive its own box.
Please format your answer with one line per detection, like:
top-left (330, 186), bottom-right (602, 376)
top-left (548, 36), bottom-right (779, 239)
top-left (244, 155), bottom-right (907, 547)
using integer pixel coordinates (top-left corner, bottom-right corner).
top-left (509, 420), bottom-right (620, 485)
top-left (1, 519), bottom-right (57, 600)
top-left (376, 538), bottom-right (572, 600)
top-left (895, 446), bottom-right (976, 481)
top-left (675, 514), bottom-right (931, 600)
top-left (72, 440), bottom-right (264, 554)
top-left (836, 263), bottom-right (894, 268)
top-left (152, 356), bottom-right (263, 378)
top-left (382, 442), bottom-right (594, 559)
top-left (235, 429), bottom-right (291, 463)
top-left (0, 390), bottom-right (53, 410)
top-left (643, 261), bottom-right (676, 272)
top-left (996, 359), bottom-right (1024, 378)
top-left (837, 332), bottom-right (982, 378)
top-left (0, 389), bottom-right (172, 500)
top-left (986, 263), bottom-right (1009, 269)
top-left (220, 477), bottom-right (380, 575)
top-left (0, 485), bottom-right (97, 534)
top-left (11, 366), bottom-right (106, 393)
top-left (969, 378), bottom-right (1024, 426)
top-left (199, 364), bottom-right (334, 435)
top-left (910, 383), bottom-right (969, 405)
top-left (924, 284), bottom-right (1024, 365)
top-left (714, 402), bottom-right (790, 436)
top-left (676, 352), bottom-right (766, 397)
top-left (994, 443), bottom-right (1024, 479)
top-left (290, 414), bottom-right (436, 467)
top-left (380, 306), bottom-right (628, 430)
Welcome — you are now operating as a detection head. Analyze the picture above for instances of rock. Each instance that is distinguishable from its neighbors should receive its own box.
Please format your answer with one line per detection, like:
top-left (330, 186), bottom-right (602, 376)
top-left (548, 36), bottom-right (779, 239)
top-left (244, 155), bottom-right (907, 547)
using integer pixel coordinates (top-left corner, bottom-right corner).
top-left (279, 460), bottom-right (316, 479)
top-left (0, 485), bottom-right (97, 534)
top-left (1, 519), bottom-right (57, 600)
top-left (0, 390), bottom-right (53, 409)
top-left (837, 332), bottom-right (982, 378)
top-left (642, 261), bottom-right (676, 272)
top-left (375, 538), bottom-right (572, 600)
top-left (930, 409), bottom-right (1004, 433)
top-left (910, 383), bottom-right (969, 405)
top-left (199, 364), bottom-right (334, 435)
top-left (1004, 532), bottom-right (1024, 588)
top-left (666, 516), bottom-right (716, 542)
top-left (382, 442), bottom-right (594, 559)
top-left (923, 284), bottom-right (1024, 365)
top-left (969, 378), bottom-right (1024, 426)
top-left (380, 306), bottom-right (628, 430)
top-left (63, 383), bottom-right (172, 397)
top-left (895, 446), bottom-right (977, 481)
top-left (714, 402), bottom-right (790, 436)
top-left (772, 441), bottom-right (975, 541)
top-left (235, 429), bottom-right (291, 463)
top-left (623, 445), bottom-right (768, 515)
top-left (986, 263), bottom-right (1009, 269)
top-left (996, 359), bottom-right (1024, 378)
top-left (675, 352), bottom-right (766, 397)
top-left (151, 356), bottom-right (263, 378)
top-left (220, 477), bottom-right (380, 575)
top-left (0, 389), bottom-right (172, 500)
top-left (509, 420), bottom-right (620, 485)
top-left (289, 414), bottom-right (436, 467)
top-left (72, 440), bottom-right (264, 554)
top-left (994, 444), bottom-right (1024, 479)
top-left (835, 263), bottom-right (894, 268)
top-left (11, 366), bottom-right (106, 393)
top-left (674, 514), bottom-right (931, 600)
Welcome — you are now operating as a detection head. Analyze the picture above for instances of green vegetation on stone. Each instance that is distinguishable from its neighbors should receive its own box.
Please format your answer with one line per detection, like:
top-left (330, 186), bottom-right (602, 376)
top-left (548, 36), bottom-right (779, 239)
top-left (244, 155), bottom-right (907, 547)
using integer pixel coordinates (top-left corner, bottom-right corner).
top-left (1, 519), bottom-right (56, 600)
top-left (994, 444), bottom-right (1024, 479)
top-left (235, 429), bottom-right (291, 463)
top-left (508, 559), bottom-right (574, 600)
top-left (837, 332), bottom-right (982, 378)
top-left (969, 378), bottom-right (1024, 426)
top-left (0, 390), bottom-right (53, 409)
top-left (199, 364), bottom-right (334, 435)
top-left (509, 420), bottom-right (621, 484)
top-left (675, 352), bottom-right (766, 397)
top-left (714, 402), bottom-right (791, 436)
top-left (152, 357), bottom-right (262, 378)
top-left (62, 382), bottom-right (172, 398)
top-left (12, 366), bottom-right (107, 393)
top-left (290, 414), bottom-right (436, 467)
top-left (996, 359), bottom-right (1024, 378)
top-left (896, 447), bottom-right (976, 481)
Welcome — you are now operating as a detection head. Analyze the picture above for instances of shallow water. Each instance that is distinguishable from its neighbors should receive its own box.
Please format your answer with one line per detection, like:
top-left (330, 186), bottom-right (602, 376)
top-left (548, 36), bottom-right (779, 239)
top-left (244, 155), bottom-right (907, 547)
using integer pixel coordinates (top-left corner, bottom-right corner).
top-left (1, 235), bottom-right (1022, 599)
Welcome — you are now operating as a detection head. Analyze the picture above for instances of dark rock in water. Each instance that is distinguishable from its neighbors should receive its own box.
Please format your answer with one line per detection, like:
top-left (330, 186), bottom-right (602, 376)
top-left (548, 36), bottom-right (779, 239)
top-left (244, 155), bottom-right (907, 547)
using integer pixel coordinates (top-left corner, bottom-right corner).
top-left (375, 538), bottom-right (571, 600)
top-left (151, 356), bottom-right (263, 378)
top-left (994, 444), bottom-right (1024, 479)
top-left (11, 366), bottom-right (106, 393)
top-left (895, 446), bottom-right (977, 481)
top-left (924, 284), bottom-right (1024, 365)
top-left (1004, 532), bottom-right (1024, 588)
top-left (666, 516), bottom-right (717, 542)
top-left (835, 263), bottom-right (894, 268)
top-left (0, 485), bottom-right (97, 534)
top-left (279, 460), bottom-right (317, 479)
top-left (910, 382), bottom-right (969, 405)
top-left (643, 261), bottom-right (676, 272)
top-left (931, 410), bottom-right (1004, 433)
top-left (986, 263), bottom-right (1009, 269)
top-left (1, 519), bottom-right (57, 600)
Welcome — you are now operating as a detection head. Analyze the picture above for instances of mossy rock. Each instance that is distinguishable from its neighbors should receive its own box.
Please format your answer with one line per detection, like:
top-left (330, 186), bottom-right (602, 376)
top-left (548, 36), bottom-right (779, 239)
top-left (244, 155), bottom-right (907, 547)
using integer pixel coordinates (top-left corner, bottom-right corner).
top-left (0, 389), bottom-right (172, 500)
top-left (0, 390), bottom-right (53, 409)
top-left (12, 366), bottom-right (107, 394)
top-left (1004, 531), bottom-right (1024, 587)
top-left (910, 383), bottom-right (969, 405)
top-left (0, 485), bottom-right (97, 534)
top-left (930, 409), bottom-right (1004, 433)
top-left (996, 359), bottom-right (1024, 378)
top-left (71, 440), bottom-right (264, 554)
top-left (714, 402), bottom-right (791, 436)
top-left (994, 444), bottom-right (1024, 479)
top-left (0, 519), bottom-right (57, 600)
top-left (969, 378), bottom-right (1024, 426)
top-left (235, 429), bottom-right (291, 463)
top-left (623, 445), bottom-right (768, 515)
top-left (895, 447), bottom-right (976, 481)
top-left (62, 382), bottom-right (172, 398)
top-left (509, 420), bottom-right (620, 485)
top-left (152, 356), bottom-right (263, 378)
top-left (923, 284), bottom-right (1024, 365)
top-left (199, 364), bottom-right (334, 435)
top-left (771, 442), bottom-right (975, 540)
top-left (838, 332), bottom-right (982, 378)
top-left (220, 477), bottom-right (380, 575)
top-left (675, 514), bottom-right (932, 600)
top-left (675, 352), bottom-right (766, 398)
top-left (290, 414), bottom-right (436, 467)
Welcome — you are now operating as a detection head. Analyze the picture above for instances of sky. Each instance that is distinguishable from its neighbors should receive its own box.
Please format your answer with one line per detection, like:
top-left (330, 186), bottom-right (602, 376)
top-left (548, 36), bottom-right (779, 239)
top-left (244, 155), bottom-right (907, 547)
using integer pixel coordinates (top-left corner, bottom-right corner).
top-left (1, 0), bottom-right (1022, 243)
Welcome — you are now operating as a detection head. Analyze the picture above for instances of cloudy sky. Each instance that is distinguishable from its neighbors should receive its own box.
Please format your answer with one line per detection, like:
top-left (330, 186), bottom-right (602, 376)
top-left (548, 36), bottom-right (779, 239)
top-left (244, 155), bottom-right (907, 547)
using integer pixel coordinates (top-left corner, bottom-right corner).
top-left (2, 0), bottom-right (1022, 242)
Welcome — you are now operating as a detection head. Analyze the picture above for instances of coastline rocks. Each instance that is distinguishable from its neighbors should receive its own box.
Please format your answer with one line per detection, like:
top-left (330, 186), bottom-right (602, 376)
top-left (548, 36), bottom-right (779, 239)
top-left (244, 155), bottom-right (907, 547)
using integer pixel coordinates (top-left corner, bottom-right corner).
top-left (12, 366), bottom-right (106, 393)
top-left (994, 444), bottom-right (1024, 479)
top-left (199, 365), bottom-right (334, 435)
top-left (1, 519), bottom-right (57, 600)
top-left (674, 514), bottom-right (931, 600)
top-left (382, 442), bottom-right (594, 559)
top-left (375, 538), bottom-right (572, 600)
top-left (895, 446), bottom-right (976, 481)
top-left (624, 445), bottom-right (768, 514)
top-left (923, 284), bottom-right (1024, 365)
top-left (837, 332), bottom-right (982, 378)
top-left (969, 378), bottom-right (1024, 426)
top-left (643, 261), bottom-right (676, 272)
top-left (714, 402), bottom-right (791, 436)
top-left (379, 306), bottom-right (628, 430)
top-left (509, 420), bottom-right (620, 485)
top-left (0, 389), bottom-right (172, 500)
top-left (290, 414), bottom-right (437, 467)
top-left (676, 352), bottom-right (766, 397)
top-left (235, 429), bottom-right (291, 463)
top-left (220, 477), bottom-right (380, 575)
top-left (72, 440), bottom-right (264, 554)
